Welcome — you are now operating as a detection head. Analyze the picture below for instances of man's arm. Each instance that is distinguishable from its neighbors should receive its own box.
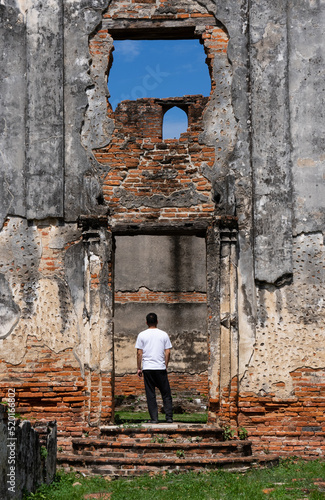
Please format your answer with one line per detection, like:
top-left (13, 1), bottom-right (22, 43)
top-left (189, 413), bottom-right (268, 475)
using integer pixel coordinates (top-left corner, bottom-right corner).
top-left (165, 348), bottom-right (171, 369)
top-left (137, 349), bottom-right (143, 378)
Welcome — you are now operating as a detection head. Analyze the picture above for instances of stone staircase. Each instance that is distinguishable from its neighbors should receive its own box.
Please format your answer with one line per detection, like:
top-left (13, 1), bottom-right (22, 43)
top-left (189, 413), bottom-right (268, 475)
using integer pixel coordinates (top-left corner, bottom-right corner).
top-left (57, 424), bottom-right (279, 477)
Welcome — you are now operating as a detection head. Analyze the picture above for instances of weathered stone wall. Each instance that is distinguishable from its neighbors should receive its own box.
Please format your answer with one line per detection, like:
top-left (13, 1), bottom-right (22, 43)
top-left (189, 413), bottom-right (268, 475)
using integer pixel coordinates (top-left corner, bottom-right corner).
top-left (0, 0), bottom-right (324, 458)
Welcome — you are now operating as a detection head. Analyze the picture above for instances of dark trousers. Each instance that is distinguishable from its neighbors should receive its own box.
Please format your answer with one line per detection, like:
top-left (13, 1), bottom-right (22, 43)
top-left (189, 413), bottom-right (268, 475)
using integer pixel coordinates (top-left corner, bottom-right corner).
top-left (143, 370), bottom-right (173, 422)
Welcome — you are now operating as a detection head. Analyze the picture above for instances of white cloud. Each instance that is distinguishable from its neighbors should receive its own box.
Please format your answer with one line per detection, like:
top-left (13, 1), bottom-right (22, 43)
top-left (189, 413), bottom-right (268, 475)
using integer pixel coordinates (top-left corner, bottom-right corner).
top-left (181, 63), bottom-right (195, 74)
top-left (115, 40), bottom-right (141, 62)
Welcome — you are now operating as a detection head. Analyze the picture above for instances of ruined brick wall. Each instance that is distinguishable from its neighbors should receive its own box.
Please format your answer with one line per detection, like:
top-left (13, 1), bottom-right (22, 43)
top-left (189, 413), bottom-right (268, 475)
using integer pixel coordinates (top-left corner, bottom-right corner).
top-left (0, 0), bottom-right (325, 459)
top-left (95, 95), bottom-right (215, 223)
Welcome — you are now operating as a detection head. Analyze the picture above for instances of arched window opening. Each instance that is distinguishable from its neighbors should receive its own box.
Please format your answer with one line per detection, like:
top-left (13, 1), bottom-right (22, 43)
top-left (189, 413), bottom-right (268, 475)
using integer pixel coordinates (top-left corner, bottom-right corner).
top-left (162, 106), bottom-right (188, 140)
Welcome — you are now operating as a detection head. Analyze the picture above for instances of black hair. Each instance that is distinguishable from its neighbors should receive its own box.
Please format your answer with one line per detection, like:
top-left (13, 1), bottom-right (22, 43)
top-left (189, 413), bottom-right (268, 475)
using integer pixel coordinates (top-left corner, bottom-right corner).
top-left (146, 312), bottom-right (158, 326)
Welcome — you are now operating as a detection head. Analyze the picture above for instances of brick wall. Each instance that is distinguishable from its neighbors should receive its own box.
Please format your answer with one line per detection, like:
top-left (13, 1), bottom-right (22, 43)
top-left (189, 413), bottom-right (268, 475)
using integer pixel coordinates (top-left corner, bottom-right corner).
top-left (0, 337), bottom-right (86, 450)
top-left (94, 95), bottom-right (216, 224)
top-left (115, 373), bottom-right (209, 397)
top-left (238, 368), bottom-right (325, 456)
top-left (0, 339), bottom-right (114, 451)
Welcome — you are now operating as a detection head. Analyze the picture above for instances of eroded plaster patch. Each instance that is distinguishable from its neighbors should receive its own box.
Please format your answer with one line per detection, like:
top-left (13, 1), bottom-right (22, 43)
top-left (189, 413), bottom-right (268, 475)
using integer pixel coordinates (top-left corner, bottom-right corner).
top-left (0, 274), bottom-right (20, 339)
top-left (0, 217), bottom-right (83, 361)
top-left (241, 232), bottom-right (325, 397)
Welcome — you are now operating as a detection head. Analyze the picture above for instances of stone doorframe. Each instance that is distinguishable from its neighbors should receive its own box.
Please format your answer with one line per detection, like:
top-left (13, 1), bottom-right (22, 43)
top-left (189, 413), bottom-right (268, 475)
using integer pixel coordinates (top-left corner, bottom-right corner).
top-left (79, 215), bottom-right (238, 426)
top-left (207, 217), bottom-right (238, 425)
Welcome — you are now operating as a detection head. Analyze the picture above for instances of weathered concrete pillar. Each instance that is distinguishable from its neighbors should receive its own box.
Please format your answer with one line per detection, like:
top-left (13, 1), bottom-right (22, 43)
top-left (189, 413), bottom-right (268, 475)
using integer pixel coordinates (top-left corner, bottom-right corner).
top-left (207, 219), bottom-right (238, 424)
top-left (25, 0), bottom-right (64, 219)
top-left (0, 2), bottom-right (26, 226)
top-left (250, 0), bottom-right (293, 283)
top-left (219, 225), bottom-right (238, 424)
top-left (80, 220), bottom-right (114, 425)
top-left (206, 222), bottom-right (221, 420)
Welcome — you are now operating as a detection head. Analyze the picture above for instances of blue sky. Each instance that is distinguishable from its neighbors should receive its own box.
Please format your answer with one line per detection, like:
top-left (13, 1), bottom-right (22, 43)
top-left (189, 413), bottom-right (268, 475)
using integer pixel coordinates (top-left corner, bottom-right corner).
top-left (108, 39), bottom-right (210, 138)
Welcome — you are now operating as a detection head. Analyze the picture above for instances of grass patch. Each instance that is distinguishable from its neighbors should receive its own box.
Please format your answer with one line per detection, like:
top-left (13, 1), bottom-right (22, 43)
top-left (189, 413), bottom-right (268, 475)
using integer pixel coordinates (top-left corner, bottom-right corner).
top-left (114, 411), bottom-right (207, 424)
top-left (24, 459), bottom-right (325, 500)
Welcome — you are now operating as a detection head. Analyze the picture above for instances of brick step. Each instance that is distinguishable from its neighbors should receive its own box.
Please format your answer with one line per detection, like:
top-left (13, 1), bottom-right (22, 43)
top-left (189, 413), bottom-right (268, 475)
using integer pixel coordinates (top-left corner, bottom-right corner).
top-left (92, 437), bottom-right (220, 445)
top-left (71, 438), bottom-right (252, 458)
top-left (57, 453), bottom-right (279, 477)
top-left (99, 423), bottom-right (225, 442)
top-left (58, 424), bottom-right (279, 477)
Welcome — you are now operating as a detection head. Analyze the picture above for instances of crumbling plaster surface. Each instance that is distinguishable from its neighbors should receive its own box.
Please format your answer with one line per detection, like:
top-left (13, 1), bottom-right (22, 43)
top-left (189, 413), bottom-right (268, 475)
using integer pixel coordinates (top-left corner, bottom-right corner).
top-left (75, 228), bottom-right (114, 373)
top-left (288, 0), bottom-right (325, 235)
top-left (241, 232), bottom-right (325, 398)
top-left (0, 218), bottom-right (78, 364)
top-left (0, 218), bottom-right (112, 373)
top-left (0, 0), bottom-right (324, 420)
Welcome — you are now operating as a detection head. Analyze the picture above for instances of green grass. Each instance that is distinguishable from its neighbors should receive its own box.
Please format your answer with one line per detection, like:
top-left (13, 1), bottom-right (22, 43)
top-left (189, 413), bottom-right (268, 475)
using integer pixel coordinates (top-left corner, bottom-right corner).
top-left (24, 459), bottom-right (325, 500)
top-left (114, 411), bottom-right (207, 424)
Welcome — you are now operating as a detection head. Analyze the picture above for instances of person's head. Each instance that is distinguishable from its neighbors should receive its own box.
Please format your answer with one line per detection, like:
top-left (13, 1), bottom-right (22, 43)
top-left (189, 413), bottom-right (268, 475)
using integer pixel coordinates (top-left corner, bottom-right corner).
top-left (146, 312), bottom-right (158, 327)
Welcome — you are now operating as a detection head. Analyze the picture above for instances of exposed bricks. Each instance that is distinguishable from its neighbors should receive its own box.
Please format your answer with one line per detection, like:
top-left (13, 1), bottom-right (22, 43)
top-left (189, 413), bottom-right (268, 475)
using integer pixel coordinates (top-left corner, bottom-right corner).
top-left (232, 369), bottom-right (325, 456)
top-left (104, 1), bottom-right (217, 21)
top-left (115, 290), bottom-right (206, 303)
top-left (94, 95), bottom-right (216, 225)
top-left (0, 336), bottom-right (114, 450)
top-left (115, 372), bottom-right (209, 398)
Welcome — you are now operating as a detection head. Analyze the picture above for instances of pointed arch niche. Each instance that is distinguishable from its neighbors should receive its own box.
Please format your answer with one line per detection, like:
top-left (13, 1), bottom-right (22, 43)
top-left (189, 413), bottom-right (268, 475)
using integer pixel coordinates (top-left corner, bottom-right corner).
top-left (162, 106), bottom-right (188, 140)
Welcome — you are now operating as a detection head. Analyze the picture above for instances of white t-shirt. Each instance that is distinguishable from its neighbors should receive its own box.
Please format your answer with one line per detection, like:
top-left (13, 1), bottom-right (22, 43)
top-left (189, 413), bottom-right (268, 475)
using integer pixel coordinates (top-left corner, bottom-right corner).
top-left (135, 328), bottom-right (172, 370)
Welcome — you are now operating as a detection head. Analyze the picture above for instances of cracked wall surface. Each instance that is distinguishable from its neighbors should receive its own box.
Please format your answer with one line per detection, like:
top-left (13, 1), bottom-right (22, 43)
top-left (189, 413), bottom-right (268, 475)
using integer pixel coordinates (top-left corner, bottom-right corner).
top-left (243, 232), bottom-right (325, 397)
top-left (0, 0), bottom-right (325, 455)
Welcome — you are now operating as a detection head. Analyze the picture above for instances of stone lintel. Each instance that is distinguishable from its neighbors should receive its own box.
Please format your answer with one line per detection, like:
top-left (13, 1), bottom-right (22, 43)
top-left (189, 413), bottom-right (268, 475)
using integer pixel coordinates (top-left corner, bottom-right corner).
top-left (104, 17), bottom-right (218, 40)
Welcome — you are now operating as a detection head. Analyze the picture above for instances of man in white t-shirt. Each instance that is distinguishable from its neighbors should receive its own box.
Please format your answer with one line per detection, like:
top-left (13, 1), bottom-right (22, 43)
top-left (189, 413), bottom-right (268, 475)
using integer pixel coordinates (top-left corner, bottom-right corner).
top-left (135, 312), bottom-right (173, 423)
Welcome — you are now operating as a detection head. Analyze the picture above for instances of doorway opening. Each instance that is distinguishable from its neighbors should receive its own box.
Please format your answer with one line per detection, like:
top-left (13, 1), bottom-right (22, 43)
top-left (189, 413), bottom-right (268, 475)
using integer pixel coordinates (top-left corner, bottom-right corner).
top-left (113, 233), bottom-right (208, 424)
